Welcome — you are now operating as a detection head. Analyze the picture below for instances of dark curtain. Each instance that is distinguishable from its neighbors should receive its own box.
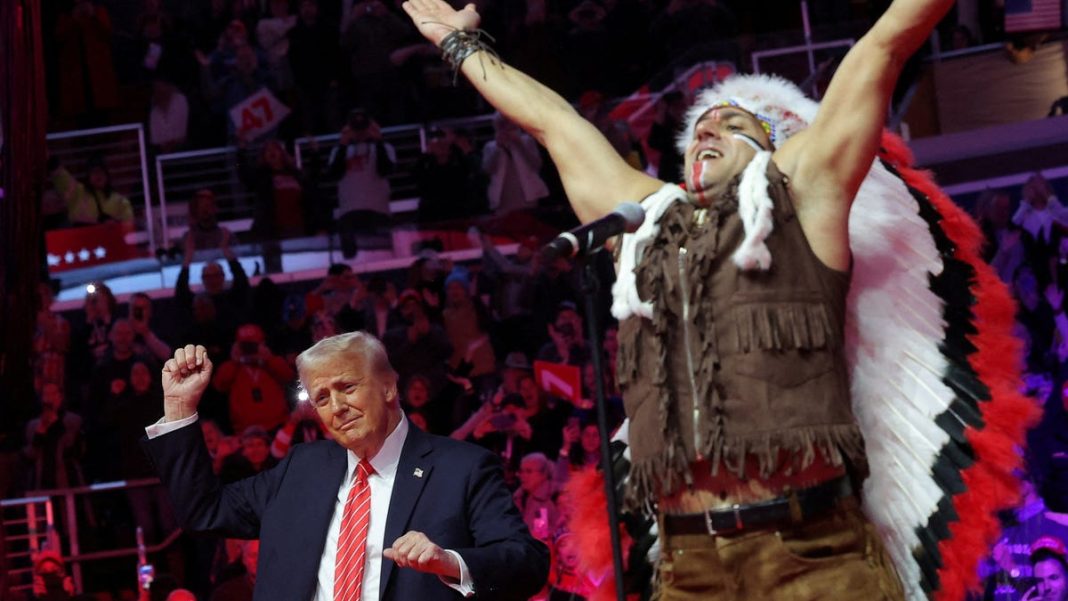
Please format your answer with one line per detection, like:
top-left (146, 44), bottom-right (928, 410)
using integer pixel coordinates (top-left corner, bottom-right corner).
top-left (0, 0), bottom-right (48, 489)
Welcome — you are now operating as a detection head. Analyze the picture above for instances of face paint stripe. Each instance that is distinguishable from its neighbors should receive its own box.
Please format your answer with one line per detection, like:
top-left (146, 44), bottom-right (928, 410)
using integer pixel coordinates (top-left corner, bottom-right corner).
top-left (732, 133), bottom-right (765, 152)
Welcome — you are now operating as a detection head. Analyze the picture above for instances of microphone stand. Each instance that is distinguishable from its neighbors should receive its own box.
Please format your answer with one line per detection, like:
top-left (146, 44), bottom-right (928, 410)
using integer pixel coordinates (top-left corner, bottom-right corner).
top-left (578, 250), bottom-right (626, 601)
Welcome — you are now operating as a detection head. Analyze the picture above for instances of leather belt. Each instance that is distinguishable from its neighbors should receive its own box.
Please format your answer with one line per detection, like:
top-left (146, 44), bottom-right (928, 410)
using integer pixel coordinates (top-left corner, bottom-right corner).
top-left (661, 476), bottom-right (853, 537)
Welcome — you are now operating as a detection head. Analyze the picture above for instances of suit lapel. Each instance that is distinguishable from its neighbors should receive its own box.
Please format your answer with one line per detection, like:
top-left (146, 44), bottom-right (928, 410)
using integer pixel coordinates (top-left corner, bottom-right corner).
top-left (290, 442), bottom-right (348, 598)
top-left (379, 423), bottom-right (434, 600)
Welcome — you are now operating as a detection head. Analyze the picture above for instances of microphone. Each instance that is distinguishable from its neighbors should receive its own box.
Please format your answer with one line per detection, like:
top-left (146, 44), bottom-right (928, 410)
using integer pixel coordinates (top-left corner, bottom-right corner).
top-left (543, 202), bottom-right (645, 259)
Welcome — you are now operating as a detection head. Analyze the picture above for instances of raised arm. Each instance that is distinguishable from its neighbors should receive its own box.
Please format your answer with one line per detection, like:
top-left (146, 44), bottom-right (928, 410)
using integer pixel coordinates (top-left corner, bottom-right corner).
top-left (401, 0), bottom-right (661, 224)
top-left (781, 0), bottom-right (954, 205)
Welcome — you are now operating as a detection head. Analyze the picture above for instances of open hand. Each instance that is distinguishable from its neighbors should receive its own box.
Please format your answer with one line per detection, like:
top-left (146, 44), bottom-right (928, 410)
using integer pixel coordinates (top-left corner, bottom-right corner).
top-left (384, 531), bottom-right (459, 578)
top-left (401, 0), bottom-right (481, 46)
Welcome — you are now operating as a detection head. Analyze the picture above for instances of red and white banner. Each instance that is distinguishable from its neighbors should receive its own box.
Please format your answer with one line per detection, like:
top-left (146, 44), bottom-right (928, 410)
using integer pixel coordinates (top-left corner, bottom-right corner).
top-left (45, 222), bottom-right (142, 273)
top-left (534, 360), bottom-right (582, 404)
top-left (1005, 0), bottom-right (1062, 32)
top-left (229, 88), bottom-right (290, 139)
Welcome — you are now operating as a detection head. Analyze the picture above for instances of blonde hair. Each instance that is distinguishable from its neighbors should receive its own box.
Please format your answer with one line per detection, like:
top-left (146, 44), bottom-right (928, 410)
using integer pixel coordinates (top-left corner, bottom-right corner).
top-left (296, 331), bottom-right (397, 386)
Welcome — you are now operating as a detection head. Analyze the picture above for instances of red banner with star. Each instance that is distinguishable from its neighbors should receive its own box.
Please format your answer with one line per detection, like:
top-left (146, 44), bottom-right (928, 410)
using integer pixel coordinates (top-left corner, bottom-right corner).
top-left (45, 222), bottom-right (143, 273)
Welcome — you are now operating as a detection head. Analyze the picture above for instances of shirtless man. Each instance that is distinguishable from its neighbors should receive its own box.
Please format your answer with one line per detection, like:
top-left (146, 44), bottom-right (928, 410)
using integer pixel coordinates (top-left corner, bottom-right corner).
top-left (400, 1), bottom-right (954, 598)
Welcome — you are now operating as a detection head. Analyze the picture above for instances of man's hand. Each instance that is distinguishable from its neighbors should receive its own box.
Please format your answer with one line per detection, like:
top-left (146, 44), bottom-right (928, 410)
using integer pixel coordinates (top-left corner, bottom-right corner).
top-left (383, 531), bottom-right (460, 579)
top-left (401, 0), bottom-right (480, 47)
top-left (162, 345), bottom-right (213, 422)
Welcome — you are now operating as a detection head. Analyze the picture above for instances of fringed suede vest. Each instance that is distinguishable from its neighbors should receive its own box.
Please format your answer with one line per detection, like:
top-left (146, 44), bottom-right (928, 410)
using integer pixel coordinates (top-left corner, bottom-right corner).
top-left (617, 162), bottom-right (866, 510)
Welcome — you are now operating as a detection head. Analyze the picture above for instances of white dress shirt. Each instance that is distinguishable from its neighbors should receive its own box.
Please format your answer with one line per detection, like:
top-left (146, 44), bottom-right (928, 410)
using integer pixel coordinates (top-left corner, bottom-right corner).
top-left (146, 414), bottom-right (475, 599)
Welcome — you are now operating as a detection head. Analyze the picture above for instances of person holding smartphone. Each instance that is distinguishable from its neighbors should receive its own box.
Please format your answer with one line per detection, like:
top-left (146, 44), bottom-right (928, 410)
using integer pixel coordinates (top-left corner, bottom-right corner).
top-left (1023, 537), bottom-right (1068, 601)
top-left (212, 323), bottom-right (295, 433)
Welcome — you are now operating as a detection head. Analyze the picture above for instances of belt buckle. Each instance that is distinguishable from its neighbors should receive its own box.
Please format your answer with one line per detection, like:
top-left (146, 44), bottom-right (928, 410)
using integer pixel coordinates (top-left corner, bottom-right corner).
top-left (703, 507), bottom-right (717, 536)
top-left (703, 504), bottom-right (744, 535)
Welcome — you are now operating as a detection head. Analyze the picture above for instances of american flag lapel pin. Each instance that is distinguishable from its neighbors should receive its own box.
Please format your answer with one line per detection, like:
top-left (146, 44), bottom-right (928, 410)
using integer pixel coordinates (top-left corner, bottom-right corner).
top-left (413, 468), bottom-right (424, 478)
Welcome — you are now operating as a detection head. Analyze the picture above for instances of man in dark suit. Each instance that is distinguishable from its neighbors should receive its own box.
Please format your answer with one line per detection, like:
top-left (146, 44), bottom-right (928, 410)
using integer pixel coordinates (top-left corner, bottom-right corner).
top-left (144, 332), bottom-right (548, 600)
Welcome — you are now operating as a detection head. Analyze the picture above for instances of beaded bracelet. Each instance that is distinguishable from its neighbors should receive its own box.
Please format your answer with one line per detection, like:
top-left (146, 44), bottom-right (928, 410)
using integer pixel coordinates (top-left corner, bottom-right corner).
top-left (433, 26), bottom-right (499, 84)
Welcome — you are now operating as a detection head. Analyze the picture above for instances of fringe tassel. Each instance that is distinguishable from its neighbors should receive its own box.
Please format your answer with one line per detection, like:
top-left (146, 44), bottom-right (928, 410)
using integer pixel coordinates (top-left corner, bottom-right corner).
top-left (733, 302), bottom-right (836, 352)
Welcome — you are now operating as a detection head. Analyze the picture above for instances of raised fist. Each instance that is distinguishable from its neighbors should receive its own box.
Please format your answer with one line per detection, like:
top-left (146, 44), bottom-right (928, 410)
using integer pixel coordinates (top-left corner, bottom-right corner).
top-left (162, 345), bottom-right (213, 421)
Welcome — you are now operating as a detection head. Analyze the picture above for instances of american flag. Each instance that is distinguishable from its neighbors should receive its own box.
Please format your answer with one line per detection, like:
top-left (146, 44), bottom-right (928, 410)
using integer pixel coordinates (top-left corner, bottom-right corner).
top-left (1005, 0), bottom-right (1063, 32)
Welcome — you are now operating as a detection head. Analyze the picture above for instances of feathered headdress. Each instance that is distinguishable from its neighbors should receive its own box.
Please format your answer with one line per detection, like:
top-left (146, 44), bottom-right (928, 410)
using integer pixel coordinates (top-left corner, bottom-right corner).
top-left (596, 74), bottom-right (1041, 601)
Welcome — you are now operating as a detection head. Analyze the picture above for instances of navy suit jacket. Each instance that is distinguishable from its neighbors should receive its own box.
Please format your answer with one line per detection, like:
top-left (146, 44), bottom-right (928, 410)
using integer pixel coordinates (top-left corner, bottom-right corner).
top-left (143, 419), bottom-right (548, 600)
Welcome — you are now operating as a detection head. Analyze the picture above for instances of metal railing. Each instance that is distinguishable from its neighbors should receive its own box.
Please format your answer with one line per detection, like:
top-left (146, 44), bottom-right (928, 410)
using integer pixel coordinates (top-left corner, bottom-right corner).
top-left (2, 495), bottom-right (56, 596)
top-left (5, 477), bottom-right (179, 594)
top-left (46, 123), bottom-right (157, 255)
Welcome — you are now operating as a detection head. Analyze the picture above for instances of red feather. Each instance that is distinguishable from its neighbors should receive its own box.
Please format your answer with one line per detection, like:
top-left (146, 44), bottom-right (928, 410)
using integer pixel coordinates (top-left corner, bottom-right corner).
top-left (879, 132), bottom-right (1042, 601)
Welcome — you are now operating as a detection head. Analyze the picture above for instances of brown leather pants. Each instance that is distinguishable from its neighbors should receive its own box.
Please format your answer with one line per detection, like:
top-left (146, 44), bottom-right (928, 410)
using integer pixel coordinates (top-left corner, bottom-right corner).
top-left (656, 497), bottom-right (905, 601)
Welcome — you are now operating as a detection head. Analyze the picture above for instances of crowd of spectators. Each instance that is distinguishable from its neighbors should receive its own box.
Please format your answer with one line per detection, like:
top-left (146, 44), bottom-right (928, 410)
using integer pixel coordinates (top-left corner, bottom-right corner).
top-left (14, 192), bottom-right (627, 598)
top-left (17, 169), bottom-right (1068, 600)
top-left (970, 172), bottom-right (1068, 601)
top-left (42, 0), bottom-right (1009, 148)
top-left (10, 0), bottom-right (1059, 598)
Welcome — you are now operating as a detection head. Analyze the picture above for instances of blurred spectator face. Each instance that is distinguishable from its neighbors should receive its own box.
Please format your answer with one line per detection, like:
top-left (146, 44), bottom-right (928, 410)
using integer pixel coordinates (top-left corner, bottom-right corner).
top-left (192, 293), bottom-right (217, 323)
top-left (581, 424), bottom-right (599, 454)
top-left (241, 431), bottom-right (271, 466)
top-left (129, 294), bottom-right (152, 322)
top-left (235, 45), bottom-right (258, 76)
top-left (554, 308), bottom-right (582, 342)
top-left (299, 0), bottom-right (318, 23)
top-left (310, 310), bottom-right (338, 342)
top-left (517, 456), bottom-right (549, 493)
top-left (202, 262), bottom-right (226, 294)
top-left (190, 189), bottom-right (218, 227)
top-left (990, 192), bottom-right (1012, 227)
top-left (262, 140), bottom-right (287, 171)
top-left (1024, 175), bottom-right (1051, 210)
top-left (405, 377), bottom-right (430, 408)
top-left (224, 20), bottom-right (248, 48)
top-left (41, 382), bottom-right (64, 412)
top-left (555, 534), bottom-right (581, 571)
top-left (85, 285), bottom-right (114, 320)
top-left (445, 280), bottom-right (468, 306)
top-left (518, 375), bottom-right (540, 412)
top-left (398, 297), bottom-right (423, 323)
top-left (109, 320), bottom-right (135, 355)
top-left (1034, 557), bottom-right (1068, 601)
top-left (88, 166), bottom-right (109, 192)
top-left (130, 362), bottom-right (152, 394)
top-left (427, 128), bottom-right (450, 159)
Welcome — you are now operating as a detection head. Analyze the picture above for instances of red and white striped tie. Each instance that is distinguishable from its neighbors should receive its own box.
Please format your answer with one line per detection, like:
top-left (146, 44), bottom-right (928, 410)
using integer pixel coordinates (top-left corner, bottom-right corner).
top-left (335, 458), bottom-right (373, 601)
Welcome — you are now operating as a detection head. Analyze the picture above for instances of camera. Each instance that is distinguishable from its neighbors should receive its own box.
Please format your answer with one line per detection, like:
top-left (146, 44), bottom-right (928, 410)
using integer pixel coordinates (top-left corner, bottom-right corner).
top-left (238, 340), bottom-right (260, 356)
